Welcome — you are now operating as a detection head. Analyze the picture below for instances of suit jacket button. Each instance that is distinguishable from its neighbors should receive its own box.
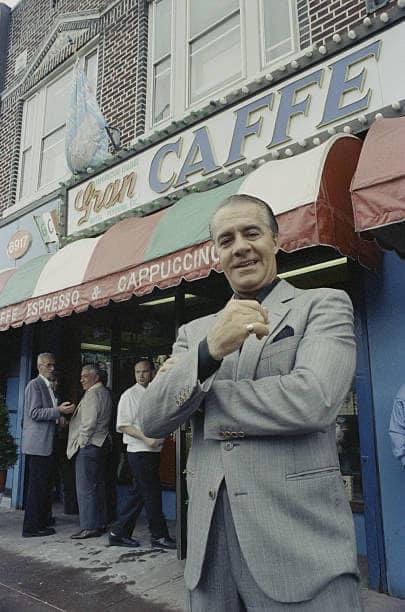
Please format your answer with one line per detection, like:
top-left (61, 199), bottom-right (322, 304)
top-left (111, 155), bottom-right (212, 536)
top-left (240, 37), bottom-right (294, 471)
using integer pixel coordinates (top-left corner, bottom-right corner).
top-left (224, 441), bottom-right (234, 451)
top-left (208, 489), bottom-right (216, 500)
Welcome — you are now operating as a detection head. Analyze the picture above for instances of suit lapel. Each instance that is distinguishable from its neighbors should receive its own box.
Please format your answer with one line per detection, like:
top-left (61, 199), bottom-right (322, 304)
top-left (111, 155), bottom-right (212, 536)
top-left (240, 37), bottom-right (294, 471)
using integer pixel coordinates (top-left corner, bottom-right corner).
top-left (236, 280), bottom-right (298, 380)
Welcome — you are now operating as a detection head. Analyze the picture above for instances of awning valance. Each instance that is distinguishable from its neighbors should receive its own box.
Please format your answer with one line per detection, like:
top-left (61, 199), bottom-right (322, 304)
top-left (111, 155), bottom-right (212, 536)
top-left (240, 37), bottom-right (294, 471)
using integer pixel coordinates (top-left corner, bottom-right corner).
top-left (351, 117), bottom-right (405, 257)
top-left (0, 134), bottom-right (378, 330)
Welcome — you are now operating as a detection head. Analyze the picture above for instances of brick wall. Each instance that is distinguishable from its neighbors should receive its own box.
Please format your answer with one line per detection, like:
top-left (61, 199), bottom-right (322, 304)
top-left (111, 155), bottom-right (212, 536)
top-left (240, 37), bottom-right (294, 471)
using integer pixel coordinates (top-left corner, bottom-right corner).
top-left (0, 0), bottom-right (147, 216)
top-left (0, 0), bottom-right (400, 217)
top-left (308, 0), bottom-right (396, 45)
top-left (100, 0), bottom-right (148, 144)
top-left (4, 0), bottom-right (106, 93)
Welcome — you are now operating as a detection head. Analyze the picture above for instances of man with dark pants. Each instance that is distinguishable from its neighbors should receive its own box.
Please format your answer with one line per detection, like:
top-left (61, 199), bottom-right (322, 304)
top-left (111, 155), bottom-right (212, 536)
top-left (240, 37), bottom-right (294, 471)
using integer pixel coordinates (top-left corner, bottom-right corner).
top-left (67, 364), bottom-right (112, 539)
top-left (139, 195), bottom-right (361, 610)
top-left (108, 358), bottom-right (175, 549)
top-left (22, 353), bottom-right (75, 537)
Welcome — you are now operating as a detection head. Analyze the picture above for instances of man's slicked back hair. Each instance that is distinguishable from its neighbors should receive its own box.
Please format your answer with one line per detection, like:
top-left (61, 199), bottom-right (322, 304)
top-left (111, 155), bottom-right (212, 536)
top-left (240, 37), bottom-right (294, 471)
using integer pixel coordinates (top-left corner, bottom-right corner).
top-left (210, 194), bottom-right (279, 240)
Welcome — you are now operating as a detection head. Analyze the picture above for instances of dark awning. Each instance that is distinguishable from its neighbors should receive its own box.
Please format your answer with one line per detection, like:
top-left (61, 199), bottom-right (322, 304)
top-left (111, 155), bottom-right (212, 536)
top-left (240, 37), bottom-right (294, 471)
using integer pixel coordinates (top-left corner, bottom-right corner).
top-left (351, 117), bottom-right (405, 257)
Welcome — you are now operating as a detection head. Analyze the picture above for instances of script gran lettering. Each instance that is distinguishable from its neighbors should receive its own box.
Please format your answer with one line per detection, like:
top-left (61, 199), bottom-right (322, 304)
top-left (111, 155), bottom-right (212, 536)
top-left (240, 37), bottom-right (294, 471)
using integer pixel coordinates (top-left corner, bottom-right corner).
top-left (74, 171), bottom-right (137, 225)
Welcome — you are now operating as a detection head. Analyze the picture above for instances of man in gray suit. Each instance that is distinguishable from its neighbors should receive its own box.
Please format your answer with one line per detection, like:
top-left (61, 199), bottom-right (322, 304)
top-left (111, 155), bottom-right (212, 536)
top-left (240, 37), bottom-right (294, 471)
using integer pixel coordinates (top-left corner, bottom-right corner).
top-left (139, 195), bottom-right (361, 610)
top-left (22, 353), bottom-right (75, 537)
top-left (67, 364), bottom-right (112, 539)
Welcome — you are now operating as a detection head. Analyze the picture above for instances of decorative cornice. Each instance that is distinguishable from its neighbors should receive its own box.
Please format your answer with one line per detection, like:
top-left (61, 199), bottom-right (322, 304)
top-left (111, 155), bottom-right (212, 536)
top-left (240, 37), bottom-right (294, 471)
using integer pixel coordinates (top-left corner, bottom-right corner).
top-left (0, 12), bottom-right (101, 104)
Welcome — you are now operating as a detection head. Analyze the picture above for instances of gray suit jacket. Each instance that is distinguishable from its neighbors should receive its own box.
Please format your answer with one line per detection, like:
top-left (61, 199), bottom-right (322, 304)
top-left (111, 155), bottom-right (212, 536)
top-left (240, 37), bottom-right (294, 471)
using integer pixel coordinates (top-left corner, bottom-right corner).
top-left (139, 280), bottom-right (358, 603)
top-left (67, 383), bottom-right (112, 460)
top-left (21, 376), bottom-right (60, 456)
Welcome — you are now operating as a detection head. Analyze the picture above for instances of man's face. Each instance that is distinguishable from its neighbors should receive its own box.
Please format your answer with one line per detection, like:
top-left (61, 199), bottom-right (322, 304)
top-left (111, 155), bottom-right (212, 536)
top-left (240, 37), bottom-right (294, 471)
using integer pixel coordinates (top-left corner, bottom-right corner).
top-left (212, 200), bottom-right (278, 297)
top-left (134, 362), bottom-right (153, 388)
top-left (38, 356), bottom-right (56, 381)
top-left (80, 368), bottom-right (99, 391)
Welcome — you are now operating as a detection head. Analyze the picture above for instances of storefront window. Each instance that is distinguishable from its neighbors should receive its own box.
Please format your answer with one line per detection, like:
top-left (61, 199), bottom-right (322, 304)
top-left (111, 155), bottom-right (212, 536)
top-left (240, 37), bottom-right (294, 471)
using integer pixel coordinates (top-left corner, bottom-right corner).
top-left (337, 390), bottom-right (363, 509)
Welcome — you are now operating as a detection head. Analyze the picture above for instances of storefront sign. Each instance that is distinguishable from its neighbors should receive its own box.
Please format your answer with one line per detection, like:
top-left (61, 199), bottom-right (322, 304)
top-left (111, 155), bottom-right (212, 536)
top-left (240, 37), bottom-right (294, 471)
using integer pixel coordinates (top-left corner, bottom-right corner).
top-left (0, 241), bottom-right (220, 330)
top-left (67, 23), bottom-right (405, 236)
top-left (6, 230), bottom-right (32, 260)
top-left (34, 210), bottom-right (59, 245)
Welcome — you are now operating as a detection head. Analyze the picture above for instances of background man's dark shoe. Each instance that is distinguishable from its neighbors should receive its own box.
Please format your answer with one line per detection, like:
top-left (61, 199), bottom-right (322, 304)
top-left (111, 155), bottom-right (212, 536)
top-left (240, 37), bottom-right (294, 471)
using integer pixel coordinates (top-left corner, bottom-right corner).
top-left (22, 527), bottom-right (55, 537)
top-left (71, 529), bottom-right (102, 539)
top-left (108, 533), bottom-right (140, 547)
top-left (150, 536), bottom-right (176, 549)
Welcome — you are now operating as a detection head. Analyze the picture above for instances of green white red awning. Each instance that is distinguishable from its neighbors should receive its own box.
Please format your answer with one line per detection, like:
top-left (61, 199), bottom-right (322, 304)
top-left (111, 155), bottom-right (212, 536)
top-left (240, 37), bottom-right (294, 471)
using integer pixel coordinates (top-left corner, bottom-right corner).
top-left (0, 135), bottom-right (379, 330)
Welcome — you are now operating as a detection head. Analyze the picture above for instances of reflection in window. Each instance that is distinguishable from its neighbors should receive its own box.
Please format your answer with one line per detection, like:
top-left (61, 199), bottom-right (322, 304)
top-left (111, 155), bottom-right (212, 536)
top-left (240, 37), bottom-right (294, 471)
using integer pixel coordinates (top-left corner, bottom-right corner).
top-left (336, 391), bottom-right (363, 507)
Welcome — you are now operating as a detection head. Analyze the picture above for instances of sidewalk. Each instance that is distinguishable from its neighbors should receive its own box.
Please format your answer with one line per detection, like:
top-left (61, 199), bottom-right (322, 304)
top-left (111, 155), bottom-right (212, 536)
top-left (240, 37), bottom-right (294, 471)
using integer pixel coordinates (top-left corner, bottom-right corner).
top-left (0, 501), bottom-right (186, 611)
top-left (0, 501), bottom-right (404, 611)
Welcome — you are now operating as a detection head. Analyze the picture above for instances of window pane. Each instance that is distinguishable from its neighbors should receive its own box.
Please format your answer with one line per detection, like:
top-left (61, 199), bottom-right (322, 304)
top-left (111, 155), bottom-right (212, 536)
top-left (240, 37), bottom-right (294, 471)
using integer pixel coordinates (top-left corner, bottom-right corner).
top-left (153, 58), bottom-right (171, 123)
top-left (189, 0), bottom-right (238, 38)
top-left (43, 70), bottom-right (71, 135)
top-left (190, 15), bottom-right (241, 103)
top-left (39, 126), bottom-right (68, 187)
top-left (85, 51), bottom-right (98, 93)
top-left (263, 0), bottom-right (293, 62)
top-left (22, 96), bottom-right (37, 148)
top-left (19, 148), bottom-right (32, 199)
top-left (154, 0), bottom-right (172, 59)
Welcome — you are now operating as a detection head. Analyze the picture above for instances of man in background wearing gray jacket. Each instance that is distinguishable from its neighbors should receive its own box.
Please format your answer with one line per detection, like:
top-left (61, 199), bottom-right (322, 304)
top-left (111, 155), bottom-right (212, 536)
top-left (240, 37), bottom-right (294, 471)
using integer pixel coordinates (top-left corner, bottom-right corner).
top-left (67, 363), bottom-right (112, 539)
top-left (22, 353), bottom-right (74, 537)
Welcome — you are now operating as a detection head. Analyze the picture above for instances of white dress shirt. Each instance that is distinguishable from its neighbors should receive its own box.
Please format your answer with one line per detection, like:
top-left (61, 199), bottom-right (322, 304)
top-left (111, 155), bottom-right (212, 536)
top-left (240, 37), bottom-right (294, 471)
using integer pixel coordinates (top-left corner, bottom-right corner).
top-left (116, 383), bottom-right (164, 453)
top-left (39, 374), bottom-right (57, 408)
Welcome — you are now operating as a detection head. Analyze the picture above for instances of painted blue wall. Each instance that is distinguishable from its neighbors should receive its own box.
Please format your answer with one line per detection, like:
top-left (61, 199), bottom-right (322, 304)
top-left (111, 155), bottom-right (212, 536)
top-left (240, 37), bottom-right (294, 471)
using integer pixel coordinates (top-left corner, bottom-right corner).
top-left (354, 512), bottom-right (367, 556)
top-left (364, 251), bottom-right (405, 598)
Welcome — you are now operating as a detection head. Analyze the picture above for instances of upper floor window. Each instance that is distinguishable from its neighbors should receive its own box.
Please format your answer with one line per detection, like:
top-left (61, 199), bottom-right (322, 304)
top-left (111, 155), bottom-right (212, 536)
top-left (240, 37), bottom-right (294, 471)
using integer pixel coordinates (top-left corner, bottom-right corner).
top-left (261, 0), bottom-right (295, 64)
top-left (188, 0), bottom-right (241, 104)
top-left (151, 0), bottom-right (172, 124)
top-left (148, 0), bottom-right (297, 129)
top-left (17, 49), bottom-right (98, 205)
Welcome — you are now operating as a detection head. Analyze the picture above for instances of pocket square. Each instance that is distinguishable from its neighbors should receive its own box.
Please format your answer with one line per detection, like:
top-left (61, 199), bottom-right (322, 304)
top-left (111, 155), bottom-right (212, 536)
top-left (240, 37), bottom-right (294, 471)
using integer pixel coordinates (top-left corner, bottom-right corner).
top-left (272, 325), bottom-right (294, 343)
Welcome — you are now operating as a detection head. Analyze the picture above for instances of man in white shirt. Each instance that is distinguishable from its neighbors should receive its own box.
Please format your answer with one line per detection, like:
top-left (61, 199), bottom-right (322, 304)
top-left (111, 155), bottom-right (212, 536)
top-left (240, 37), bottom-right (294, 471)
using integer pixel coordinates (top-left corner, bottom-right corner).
top-left (108, 358), bottom-right (176, 549)
top-left (21, 353), bottom-right (75, 537)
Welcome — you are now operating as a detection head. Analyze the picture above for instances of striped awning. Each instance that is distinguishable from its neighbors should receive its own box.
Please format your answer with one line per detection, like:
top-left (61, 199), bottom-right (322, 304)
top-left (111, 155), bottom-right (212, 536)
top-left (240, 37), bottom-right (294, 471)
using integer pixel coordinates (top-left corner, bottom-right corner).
top-left (351, 117), bottom-right (405, 257)
top-left (0, 134), bottom-right (379, 330)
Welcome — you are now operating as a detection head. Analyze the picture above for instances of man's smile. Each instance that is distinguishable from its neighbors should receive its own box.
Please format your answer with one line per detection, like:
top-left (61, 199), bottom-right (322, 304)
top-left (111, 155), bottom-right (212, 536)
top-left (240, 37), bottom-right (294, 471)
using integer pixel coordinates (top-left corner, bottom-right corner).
top-left (233, 259), bottom-right (259, 269)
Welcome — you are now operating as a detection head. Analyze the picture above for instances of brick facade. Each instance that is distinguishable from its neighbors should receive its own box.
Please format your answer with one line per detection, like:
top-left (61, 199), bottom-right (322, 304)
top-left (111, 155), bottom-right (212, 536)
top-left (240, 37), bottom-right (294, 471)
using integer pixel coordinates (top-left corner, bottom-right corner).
top-left (0, 0), bottom-right (399, 217)
top-left (309, 0), bottom-right (396, 45)
top-left (0, 0), bottom-right (147, 215)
